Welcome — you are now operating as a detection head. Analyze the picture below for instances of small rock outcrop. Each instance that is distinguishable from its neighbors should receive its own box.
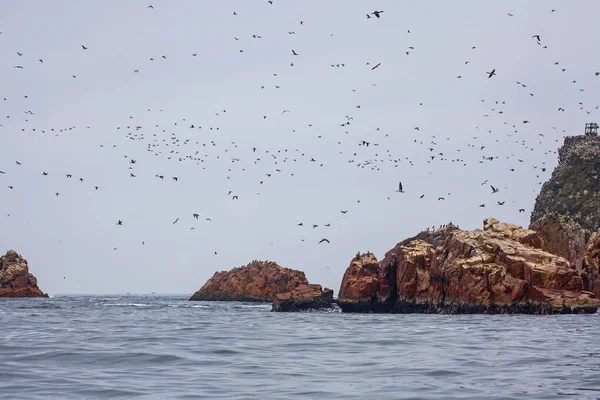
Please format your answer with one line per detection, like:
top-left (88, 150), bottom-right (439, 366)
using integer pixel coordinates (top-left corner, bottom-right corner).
top-left (272, 284), bottom-right (334, 312)
top-left (338, 219), bottom-right (600, 314)
top-left (0, 250), bottom-right (47, 298)
top-left (337, 252), bottom-right (380, 310)
top-left (529, 213), bottom-right (586, 269)
top-left (531, 135), bottom-right (600, 232)
top-left (190, 260), bottom-right (309, 302)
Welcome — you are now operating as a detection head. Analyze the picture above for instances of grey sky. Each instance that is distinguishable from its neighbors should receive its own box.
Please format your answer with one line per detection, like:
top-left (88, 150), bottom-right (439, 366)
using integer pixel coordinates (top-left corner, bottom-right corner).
top-left (0, 1), bottom-right (597, 294)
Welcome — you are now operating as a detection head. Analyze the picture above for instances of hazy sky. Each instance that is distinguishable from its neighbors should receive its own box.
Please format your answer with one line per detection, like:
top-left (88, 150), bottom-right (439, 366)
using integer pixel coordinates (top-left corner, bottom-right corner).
top-left (1, 1), bottom-right (598, 295)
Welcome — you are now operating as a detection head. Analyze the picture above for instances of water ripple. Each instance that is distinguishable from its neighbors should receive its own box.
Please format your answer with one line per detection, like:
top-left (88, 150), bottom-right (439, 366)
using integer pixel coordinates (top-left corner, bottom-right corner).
top-left (0, 295), bottom-right (599, 399)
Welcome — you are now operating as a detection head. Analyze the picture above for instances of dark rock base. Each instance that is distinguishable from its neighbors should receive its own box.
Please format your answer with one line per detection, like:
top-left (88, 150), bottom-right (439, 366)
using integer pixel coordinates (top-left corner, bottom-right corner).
top-left (273, 300), bottom-right (334, 312)
top-left (339, 300), bottom-right (597, 314)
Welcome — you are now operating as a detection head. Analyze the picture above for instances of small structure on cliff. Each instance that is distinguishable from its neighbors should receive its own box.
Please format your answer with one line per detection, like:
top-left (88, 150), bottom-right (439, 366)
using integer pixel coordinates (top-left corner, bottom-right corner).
top-left (584, 122), bottom-right (598, 136)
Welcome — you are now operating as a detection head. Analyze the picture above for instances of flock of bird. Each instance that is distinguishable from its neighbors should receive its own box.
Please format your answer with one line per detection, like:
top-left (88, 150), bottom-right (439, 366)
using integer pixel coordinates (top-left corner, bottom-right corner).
top-left (2, 3), bottom-right (599, 260)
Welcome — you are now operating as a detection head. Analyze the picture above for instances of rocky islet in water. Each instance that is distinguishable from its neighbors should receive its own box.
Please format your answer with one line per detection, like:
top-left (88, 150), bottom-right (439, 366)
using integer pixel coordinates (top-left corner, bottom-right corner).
top-left (189, 260), bottom-right (312, 302)
top-left (336, 217), bottom-right (599, 314)
top-left (0, 250), bottom-right (47, 298)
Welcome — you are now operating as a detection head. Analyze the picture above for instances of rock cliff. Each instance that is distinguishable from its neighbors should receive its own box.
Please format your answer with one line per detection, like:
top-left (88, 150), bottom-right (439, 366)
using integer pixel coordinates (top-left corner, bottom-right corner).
top-left (529, 213), bottom-right (586, 268)
top-left (582, 231), bottom-right (600, 297)
top-left (338, 219), bottom-right (600, 314)
top-left (0, 250), bottom-right (47, 298)
top-left (190, 260), bottom-right (309, 302)
top-left (531, 135), bottom-right (600, 233)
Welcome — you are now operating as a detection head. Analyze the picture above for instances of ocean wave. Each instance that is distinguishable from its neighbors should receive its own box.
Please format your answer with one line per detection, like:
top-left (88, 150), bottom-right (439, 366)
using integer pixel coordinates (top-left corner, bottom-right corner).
top-left (2, 295), bottom-right (600, 399)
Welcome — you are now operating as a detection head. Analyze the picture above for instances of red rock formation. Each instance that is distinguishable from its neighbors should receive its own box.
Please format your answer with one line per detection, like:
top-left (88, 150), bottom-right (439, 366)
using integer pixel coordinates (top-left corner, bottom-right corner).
top-left (0, 250), bottom-right (47, 298)
top-left (338, 219), bottom-right (600, 314)
top-left (583, 230), bottom-right (600, 296)
top-left (190, 260), bottom-right (309, 302)
top-left (337, 252), bottom-right (381, 311)
top-left (272, 284), bottom-right (334, 312)
top-left (529, 213), bottom-right (586, 269)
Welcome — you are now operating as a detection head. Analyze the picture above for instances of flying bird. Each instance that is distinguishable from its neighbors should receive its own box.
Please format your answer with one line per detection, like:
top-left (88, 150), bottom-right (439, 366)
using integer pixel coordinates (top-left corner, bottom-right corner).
top-left (487, 69), bottom-right (496, 78)
top-left (371, 63), bottom-right (381, 70)
top-left (396, 181), bottom-right (404, 193)
top-left (318, 238), bottom-right (330, 244)
top-left (371, 10), bottom-right (384, 18)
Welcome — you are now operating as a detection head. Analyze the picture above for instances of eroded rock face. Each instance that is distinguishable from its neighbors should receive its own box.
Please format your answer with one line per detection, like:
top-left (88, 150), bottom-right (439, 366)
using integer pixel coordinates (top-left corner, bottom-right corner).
top-left (190, 260), bottom-right (309, 302)
top-left (529, 213), bottom-right (586, 269)
top-left (338, 253), bottom-right (379, 311)
top-left (272, 284), bottom-right (334, 312)
top-left (0, 250), bottom-right (47, 298)
top-left (338, 219), bottom-right (600, 314)
top-left (337, 253), bottom-right (396, 312)
top-left (582, 230), bottom-right (600, 296)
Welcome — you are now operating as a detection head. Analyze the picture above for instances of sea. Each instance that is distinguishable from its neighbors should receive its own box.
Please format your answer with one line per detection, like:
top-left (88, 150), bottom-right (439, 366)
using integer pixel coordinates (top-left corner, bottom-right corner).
top-left (1, 295), bottom-right (599, 400)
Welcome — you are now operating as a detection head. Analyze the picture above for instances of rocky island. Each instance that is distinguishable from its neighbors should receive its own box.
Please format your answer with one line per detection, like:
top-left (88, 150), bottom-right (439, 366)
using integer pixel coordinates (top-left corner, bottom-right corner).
top-left (190, 260), bottom-right (333, 310)
top-left (337, 217), bottom-right (599, 314)
top-left (0, 250), bottom-right (47, 298)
